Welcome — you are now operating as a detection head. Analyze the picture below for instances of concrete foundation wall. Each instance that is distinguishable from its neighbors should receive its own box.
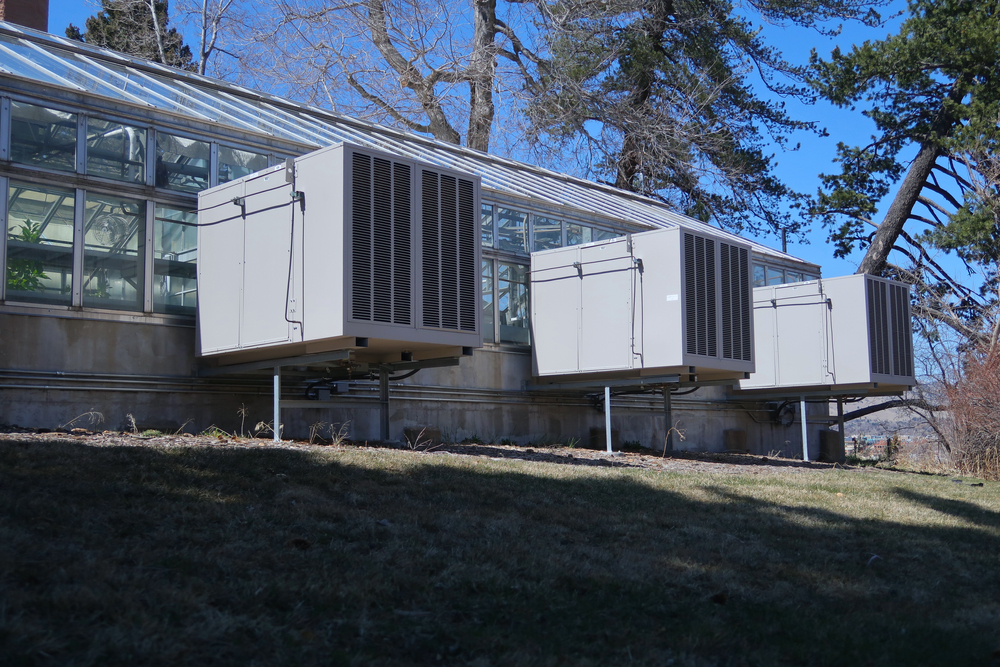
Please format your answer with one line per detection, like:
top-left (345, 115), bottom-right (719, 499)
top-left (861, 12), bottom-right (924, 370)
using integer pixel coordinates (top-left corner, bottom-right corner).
top-left (0, 312), bottom-right (825, 455)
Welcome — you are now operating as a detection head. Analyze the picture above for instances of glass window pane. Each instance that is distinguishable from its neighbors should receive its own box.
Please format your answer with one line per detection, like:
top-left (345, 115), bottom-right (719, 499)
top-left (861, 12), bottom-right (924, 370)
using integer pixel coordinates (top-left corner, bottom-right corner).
top-left (86, 118), bottom-right (146, 183)
top-left (5, 182), bottom-right (74, 305)
top-left (154, 205), bottom-right (197, 315)
top-left (785, 270), bottom-right (804, 284)
top-left (498, 262), bottom-right (530, 345)
top-left (218, 145), bottom-right (268, 184)
top-left (481, 203), bottom-right (493, 247)
top-left (766, 267), bottom-right (783, 286)
top-left (533, 215), bottom-right (562, 252)
top-left (10, 101), bottom-right (77, 172)
top-left (592, 227), bottom-right (620, 242)
top-left (753, 264), bottom-right (765, 287)
top-left (155, 132), bottom-right (209, 192)
top-left (482, 260), bottom-right (495, 343)
top-left (83, 193), bottom-right (144, 311)
top-left (566, 223), bottom-right (592, 246)
top-left (497, 207), bottom-right (528, 253)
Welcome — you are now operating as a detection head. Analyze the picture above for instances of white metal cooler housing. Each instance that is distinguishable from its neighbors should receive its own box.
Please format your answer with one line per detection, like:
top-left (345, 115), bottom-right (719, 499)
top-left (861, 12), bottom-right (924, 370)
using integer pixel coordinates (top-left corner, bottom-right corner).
top-left (196, 142), bottom-right (483, 366)
top-left (530, 227), bottom-right (755, 384)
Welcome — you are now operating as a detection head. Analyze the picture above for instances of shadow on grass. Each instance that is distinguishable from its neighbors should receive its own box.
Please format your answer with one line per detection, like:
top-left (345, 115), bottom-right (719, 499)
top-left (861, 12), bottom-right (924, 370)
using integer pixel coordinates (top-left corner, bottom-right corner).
top-left (1, 439), bottom-right (998, 666)
top-left (892, 486), bottom-right (1000, 529)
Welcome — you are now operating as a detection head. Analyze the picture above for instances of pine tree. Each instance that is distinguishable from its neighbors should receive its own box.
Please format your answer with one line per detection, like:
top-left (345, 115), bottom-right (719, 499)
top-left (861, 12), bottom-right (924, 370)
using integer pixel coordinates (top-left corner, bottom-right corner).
top-left (808, 0), bottom-right (1000, 339)
top-left (66, 0), bottom-right (194, 71)
top-left (523, 0), bottom-right (886, 235)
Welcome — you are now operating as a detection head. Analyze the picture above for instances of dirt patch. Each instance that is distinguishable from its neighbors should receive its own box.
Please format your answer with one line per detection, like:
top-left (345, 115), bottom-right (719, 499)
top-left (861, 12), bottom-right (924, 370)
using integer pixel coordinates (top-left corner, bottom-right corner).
top-left (0, 426), bottom-right (880, 476)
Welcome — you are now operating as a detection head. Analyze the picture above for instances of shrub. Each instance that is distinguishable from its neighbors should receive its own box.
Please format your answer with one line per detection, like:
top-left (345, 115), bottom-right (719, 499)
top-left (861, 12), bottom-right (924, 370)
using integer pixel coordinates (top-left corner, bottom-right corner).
top-left (946, 350), bottom-right (1000, 480)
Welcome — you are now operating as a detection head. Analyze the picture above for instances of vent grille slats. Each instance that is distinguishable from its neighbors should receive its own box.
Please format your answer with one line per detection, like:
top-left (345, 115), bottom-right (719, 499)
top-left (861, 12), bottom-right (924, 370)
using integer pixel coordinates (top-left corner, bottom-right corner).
top-left (684, 233), bottom-right (718, 357)
top-left (352, 150), bottom-right (478, 335)
top-left (867, 278), bottom-right (913, 377)
top-left (458, 179), bottom-right (477, 331)
top-left (420, 168), bottom-right (478, 332)
top-left (421, 170), bottom-right (440, 328)
top-left (372, 158), bottom-right (393, 322)
top-left (351, 153), bottom-right (372, 321)
top-left (392, 163), bottom-right (412, 324)
top-left (739, 245), bottom-right (752, 360)
top-left (867, 279), bottom-right (913, 378)
top-left (440, 175), bottom-right (459, 329)
top-left (351, 152), bottom-right (413, 325)
top-left (721, 243), bottom-right (732, 358)
top-left (720, 242), bottom-right (752, 361)
top-left (892, 283), bottom-right (914, 377)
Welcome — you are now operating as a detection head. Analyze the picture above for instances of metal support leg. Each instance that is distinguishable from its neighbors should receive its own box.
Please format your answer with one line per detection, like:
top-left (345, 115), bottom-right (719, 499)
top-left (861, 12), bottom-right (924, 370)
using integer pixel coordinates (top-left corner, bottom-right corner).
top-left (273, 366), bottom-right (281, 442)
top-left (800, 395), bottom-right (809, 461)
top-left (379, 367), bottom-right (390, 441)
top-left (663, 387), bottom-right (674, 454)
top-left (837, 396), bottom-right (846, 457)
top-left (604, 386), bottom-right (612, 453)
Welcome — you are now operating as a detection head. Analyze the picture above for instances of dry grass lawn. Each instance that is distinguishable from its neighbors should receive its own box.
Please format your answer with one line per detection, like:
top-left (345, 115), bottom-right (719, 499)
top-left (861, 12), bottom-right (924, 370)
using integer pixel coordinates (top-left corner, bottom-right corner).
top-left (1, 435), bottom-right (999, 666)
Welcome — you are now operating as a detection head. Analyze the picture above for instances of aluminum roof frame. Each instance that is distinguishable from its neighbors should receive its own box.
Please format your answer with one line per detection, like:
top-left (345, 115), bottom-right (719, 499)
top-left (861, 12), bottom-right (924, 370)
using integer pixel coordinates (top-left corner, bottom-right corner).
top-left (0, 21), bottom-right (817, 269)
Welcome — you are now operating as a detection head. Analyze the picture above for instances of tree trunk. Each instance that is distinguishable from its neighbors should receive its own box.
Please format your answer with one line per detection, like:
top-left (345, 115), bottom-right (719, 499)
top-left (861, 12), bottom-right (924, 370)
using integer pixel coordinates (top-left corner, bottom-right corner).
top-left (614, 0), bottom-right (672, 192)
top-left (144, 0), bottom-right (169, 65)
top-left (856, 141), bottom-right (942, 276)
top-left (467, 0), bottom-right (497, 152)
top-left (856, 83), bottom-right (965, 276)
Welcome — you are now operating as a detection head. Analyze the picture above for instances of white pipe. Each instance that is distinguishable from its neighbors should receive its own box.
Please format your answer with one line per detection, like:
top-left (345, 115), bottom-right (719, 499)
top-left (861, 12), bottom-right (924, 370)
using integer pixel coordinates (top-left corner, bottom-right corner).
top-left (800, 394), bottom-right (808, 461)
top-left (273, 366), bottom-right (281, 442)
top-left (605, 385), bottom-right (612, 453)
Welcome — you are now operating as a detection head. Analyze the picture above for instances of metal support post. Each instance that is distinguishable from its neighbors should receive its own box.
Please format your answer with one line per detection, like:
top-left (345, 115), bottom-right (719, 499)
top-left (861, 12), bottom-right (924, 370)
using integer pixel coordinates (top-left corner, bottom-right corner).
top-left (272, 366), bottom-right (281, 442)
top-left (837, 396), bottom-right (846, 455)
top-left (604, 385), bottom-right (612, 453)
top-left (663, 387), bottom-right (674, 454)
top-left (379, 367), bottom-right (390, 441)
top-left (800, 394), bottom-right (809, 461)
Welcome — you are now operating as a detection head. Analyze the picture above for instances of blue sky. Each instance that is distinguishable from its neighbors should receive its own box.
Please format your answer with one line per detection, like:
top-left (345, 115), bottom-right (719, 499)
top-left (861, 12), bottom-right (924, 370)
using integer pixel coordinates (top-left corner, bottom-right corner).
top-left (47, 0), bottom-right (913, 278)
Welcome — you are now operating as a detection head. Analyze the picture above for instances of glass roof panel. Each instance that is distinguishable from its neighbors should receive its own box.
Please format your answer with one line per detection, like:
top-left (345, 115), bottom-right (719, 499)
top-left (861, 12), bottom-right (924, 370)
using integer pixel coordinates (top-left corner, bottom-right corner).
top-left (55, 52), bottom-right (169, 110)
top-left (122, 69), bottom-right (221, 121)
top-left (0, 22), bottom-right (815, 266)
top-left (0, 35), bottom-right (87, 91)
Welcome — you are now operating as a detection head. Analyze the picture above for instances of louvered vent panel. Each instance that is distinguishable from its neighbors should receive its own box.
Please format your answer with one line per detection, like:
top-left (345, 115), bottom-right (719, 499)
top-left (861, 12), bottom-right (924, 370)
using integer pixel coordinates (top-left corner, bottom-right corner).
top-left (890, 283), bottom-right (913, 377)
top-left (867, 279), bottom-right (891, 375)
top-left (458, 178), bottom-right (477, 331)
top-left (685, 235), bottom-right (697, 354)
top-left (440, 175), bottom-right (459, 329)
top-left (372, 158), bottom-right (393, 322)
top-left (684, 233), bottom-right (718, 357)
top-left (392, 163), bottom-right (412, 324)
top-left (738, 246), bottom-right (752, 360)
top-left (721, 244), bottom-right (733, 359)
top-left (421, 171), bottom-right (440, 328)
top-left (351, 151), bottom-right (412, 325)
top-left (351, 153), bottom-right (372, 321)
top-left (705, 239), bottom-right (717, 357)
top-left (420, 169), bottom-right (478, 332)
top-left (720, 243), bottom-right (752, 361)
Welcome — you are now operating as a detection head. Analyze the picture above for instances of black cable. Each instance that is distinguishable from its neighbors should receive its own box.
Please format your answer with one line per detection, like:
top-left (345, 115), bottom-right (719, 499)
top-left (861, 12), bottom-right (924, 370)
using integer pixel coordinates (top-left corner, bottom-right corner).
top-left (283, 191), bottom-right (304, 338)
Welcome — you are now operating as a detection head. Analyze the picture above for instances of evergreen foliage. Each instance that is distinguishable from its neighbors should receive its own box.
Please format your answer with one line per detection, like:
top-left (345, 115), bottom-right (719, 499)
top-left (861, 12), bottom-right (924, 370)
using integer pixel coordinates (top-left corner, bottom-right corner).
top-left (808, 0), bottom-right (1000, 335)
top-left (525, 0), bottom-right (885, 235)
top-left (66, 0), bottom-right (195, 71)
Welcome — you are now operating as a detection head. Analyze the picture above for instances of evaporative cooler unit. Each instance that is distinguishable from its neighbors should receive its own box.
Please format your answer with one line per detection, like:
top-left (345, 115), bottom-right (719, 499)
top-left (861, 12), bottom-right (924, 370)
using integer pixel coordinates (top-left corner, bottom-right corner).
top-left (739, 273), bottom-right (915, 395)
top-left (196, 143), bottom-right (482, 365)
top-left (530, 227), bottom-right (755, 383)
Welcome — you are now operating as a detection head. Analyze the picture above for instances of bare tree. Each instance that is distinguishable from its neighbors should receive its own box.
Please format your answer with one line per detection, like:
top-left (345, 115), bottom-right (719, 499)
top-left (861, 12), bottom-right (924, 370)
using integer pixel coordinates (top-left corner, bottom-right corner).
top-left (236, 0), bottom-right (542, 152)
top-left (175, 0), bottom-right (240, 75)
